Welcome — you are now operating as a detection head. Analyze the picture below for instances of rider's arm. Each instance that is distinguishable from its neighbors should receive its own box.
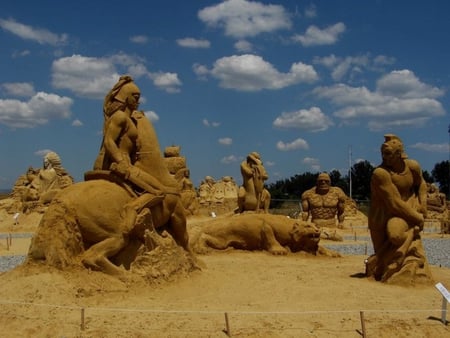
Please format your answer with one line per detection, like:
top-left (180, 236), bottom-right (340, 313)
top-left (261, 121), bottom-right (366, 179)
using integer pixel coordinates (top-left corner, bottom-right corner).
top-left (103, 112), bottom-right (128, 165)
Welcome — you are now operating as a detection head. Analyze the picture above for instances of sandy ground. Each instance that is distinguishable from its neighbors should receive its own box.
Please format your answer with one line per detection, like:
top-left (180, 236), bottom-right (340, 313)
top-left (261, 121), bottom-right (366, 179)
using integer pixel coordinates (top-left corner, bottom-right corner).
top-left (0, 202), bottom-right (449, 337)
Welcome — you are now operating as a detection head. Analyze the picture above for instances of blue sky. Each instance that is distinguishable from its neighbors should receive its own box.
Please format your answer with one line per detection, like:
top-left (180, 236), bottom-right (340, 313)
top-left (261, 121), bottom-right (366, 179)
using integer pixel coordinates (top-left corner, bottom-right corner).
top-left (0, 0), bottom-right (449, 190)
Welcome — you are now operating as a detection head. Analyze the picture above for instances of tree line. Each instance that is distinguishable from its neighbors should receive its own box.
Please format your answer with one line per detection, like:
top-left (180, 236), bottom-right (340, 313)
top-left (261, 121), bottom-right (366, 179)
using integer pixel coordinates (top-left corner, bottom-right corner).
top-left (267, 160), bottom-right (450, 206)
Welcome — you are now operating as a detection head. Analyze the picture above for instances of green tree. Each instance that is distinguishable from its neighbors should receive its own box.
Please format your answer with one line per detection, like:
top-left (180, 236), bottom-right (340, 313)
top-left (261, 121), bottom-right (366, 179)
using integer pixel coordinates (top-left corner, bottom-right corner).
top-left (349, 160), bottom-right (374, 200)
top-left (431, 160), bottom-right (449, 198)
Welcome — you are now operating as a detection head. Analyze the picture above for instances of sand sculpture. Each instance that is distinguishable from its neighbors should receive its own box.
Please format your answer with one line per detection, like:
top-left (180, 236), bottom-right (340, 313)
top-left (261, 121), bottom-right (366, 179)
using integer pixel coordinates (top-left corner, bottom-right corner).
top-left (197, 175), bottom-right (239, 215)
top-left (10, 152), bottom-right (73, 213)
top-left (301, 172), bottom-right (346, 228)
top-left (27, 75), bottom-right (195, 277)
top-left (163, 145), bottom-right (199, 216)
top-left (236, 152), bottom-right (271, 213)
top-left (191, 213), bottom-right (325, 255)
top-left (366, 134), bottom-right (433, 285)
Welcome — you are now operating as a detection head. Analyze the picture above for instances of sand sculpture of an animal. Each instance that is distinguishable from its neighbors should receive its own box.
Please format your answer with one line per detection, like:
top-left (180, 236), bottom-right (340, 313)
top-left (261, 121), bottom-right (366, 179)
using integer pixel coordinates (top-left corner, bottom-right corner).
top-left (192, 214), bottom-right (321, 255)
top-left (28, 113), bottom-right (189, 275)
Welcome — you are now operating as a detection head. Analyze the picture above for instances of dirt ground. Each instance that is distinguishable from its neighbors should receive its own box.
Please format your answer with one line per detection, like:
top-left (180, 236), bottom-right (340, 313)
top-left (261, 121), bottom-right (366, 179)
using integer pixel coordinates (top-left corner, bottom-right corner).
top-left (0, 202), bottom-right (449, 337)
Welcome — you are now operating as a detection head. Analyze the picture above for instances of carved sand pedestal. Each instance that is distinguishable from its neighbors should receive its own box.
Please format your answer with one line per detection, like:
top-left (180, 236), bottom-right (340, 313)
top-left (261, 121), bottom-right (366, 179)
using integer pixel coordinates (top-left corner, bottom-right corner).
top-left (365, 234), bottom-right (433, 286)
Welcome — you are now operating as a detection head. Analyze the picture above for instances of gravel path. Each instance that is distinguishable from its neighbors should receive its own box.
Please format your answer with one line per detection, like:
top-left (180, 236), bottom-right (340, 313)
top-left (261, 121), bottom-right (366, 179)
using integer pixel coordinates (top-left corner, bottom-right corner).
top-left (1, 234), bottom-right (449, 272)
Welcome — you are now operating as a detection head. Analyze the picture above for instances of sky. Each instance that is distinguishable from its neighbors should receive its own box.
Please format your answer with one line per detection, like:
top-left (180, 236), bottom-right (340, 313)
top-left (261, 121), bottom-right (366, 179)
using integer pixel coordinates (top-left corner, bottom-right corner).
top-left (0, 0), bottom-right (449, 190)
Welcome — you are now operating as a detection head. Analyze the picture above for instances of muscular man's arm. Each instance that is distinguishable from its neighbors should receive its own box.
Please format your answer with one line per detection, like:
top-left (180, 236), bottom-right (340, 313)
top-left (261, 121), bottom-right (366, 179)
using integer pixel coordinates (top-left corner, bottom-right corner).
top-left (371, 168), bottom-right (424, 226)
top-left (407, 159), bottom-right (428, 218)
top-left (301, 191), bottom-right (310, 221)
top-left (103, 111), bottom-right (128, 164)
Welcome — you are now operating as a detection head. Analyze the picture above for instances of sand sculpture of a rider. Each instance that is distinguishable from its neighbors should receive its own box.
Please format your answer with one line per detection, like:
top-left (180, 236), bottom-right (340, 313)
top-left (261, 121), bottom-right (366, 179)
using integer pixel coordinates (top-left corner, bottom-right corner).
top-left (90, 75), bottom-right (180, 237)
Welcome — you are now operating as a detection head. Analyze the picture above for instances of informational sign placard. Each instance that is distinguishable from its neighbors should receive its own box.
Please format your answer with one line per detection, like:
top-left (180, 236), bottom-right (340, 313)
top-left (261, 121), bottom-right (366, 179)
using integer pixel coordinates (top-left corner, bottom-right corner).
top-left (435, 282), bottom-right (450, 303)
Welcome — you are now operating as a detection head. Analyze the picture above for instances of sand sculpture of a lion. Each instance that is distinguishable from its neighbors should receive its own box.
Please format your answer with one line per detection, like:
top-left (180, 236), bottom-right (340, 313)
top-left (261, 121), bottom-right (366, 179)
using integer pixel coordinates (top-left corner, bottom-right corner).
top-left (191, 213), bottom-right (322, 255)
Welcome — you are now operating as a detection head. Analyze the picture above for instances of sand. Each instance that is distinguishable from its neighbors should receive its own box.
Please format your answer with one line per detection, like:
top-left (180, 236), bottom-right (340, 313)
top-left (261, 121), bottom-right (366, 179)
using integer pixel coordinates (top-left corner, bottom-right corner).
top-left (0, 202), bottom-right (449, 337)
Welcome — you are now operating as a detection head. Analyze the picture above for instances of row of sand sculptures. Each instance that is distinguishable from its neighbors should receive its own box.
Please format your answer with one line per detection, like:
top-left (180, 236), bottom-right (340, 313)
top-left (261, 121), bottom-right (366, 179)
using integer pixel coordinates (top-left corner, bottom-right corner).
top-left (11, 76), bottom-right (436, 285)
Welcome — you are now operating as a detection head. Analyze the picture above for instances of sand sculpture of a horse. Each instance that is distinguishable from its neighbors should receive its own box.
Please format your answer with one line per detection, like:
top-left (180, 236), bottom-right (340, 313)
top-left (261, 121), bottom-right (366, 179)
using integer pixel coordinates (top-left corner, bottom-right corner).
top-left (28, 112), bottom-right (190, 275)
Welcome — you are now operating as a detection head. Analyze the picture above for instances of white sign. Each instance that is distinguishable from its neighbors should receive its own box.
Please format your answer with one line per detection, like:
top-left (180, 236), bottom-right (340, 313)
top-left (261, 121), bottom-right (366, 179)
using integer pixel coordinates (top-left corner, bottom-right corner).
top-left (435, 282), bottom-right (450, 303)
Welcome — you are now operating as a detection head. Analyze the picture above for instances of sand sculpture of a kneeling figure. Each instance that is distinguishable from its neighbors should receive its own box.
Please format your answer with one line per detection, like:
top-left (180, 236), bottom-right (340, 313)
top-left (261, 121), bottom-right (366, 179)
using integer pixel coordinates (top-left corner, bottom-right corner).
top-left (366, 134), bottom-right (433, 285)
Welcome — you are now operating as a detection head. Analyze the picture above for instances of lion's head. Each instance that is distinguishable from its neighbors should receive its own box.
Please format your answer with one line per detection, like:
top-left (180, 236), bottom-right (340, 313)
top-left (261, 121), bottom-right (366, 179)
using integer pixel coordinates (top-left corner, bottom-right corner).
top-left (289, 222), bottom-right (321, 254)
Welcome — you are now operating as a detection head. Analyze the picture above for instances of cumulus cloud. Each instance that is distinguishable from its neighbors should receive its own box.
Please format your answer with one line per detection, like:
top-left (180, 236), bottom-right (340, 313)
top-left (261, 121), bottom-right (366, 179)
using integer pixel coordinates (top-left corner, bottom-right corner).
top-left (312, 70), bottom-right (445, 131)
top-left (176, 37), bottom-right (210, 48)
top-left (1, 82), bottom-right (35, 97)
top-left (144, 110), bottom-right (159, 122)
top-left (71, 119), bottom-right (83, 127)
top-left (148, 71), bottom-right (182, 93)
top-left (51, 53), bottom-right (182, 97)
top-left (218, 137), bottom-right (233, 145)
top-left (0, 18), bottom-right (67, 46)
top-left (203, 118), bottom-right (221, 127)
top-left (273, 107), bottom-right (333, 132)
top-left (292, 22), bottom-right (346, 47)
top-left (410, 142), bottom-right (449, 153)
top-left (276, 138), bottom-right (309, 151)
top-left (208, 54), bottom-right (318, 91)
top-left (234, 40), bottom-right (253, 53)
top-left (221, 155), bottom-right (239, 164)
top-left (0, 92), bottom-right (73, 128)
top-left (198, 0), bottom-right (292, 38)
top-left (303, 157), bottom-right (320, 171)
top-left (130, 35), bottom-right (148, 44)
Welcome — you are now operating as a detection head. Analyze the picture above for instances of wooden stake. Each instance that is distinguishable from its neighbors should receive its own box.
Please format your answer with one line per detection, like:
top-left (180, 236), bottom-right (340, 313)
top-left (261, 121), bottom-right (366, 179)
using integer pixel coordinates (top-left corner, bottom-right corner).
top-left (360, 311), bottom-right (367, 338)
top-left (224, 312), bottom-right (231, 337)
top-left (80, 307), bottom-right (85, 331)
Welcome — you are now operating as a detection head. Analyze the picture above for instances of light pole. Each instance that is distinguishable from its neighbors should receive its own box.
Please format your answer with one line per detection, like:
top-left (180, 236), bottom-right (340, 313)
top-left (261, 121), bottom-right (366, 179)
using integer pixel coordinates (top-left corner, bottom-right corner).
top-left (348, 145), bottom-right (352, 199)
top-left (448, 124), bottom-right (450, 199)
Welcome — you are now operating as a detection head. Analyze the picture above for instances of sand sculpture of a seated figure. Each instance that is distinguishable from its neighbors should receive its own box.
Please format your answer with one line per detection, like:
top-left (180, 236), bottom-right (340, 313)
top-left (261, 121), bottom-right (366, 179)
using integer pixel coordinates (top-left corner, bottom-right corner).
top-left (366, 134), bottom-right (432, 285)
top-left (191, 213), bottom-right (323, 255)
top-left (426, 183), bottom-right (447, 213)
top-left (236, 152), bottom-right (271, 213)
top-left (28, 76), bottom-right (192, 276)
top-left (22, 152), bottom-right (73, 205)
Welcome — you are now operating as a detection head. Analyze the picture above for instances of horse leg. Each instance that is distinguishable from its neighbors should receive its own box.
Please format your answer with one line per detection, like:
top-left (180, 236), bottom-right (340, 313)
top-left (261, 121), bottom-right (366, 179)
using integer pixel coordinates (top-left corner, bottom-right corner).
top-left (82, 235), bottom-right (129, 275)
top-left (167, 202), bottom-right (190, 252)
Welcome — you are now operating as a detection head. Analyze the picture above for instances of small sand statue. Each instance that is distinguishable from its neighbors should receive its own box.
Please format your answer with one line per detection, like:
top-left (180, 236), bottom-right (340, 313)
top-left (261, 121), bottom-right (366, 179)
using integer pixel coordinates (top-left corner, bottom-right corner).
top-left (235, 152), bottom-right (271, 213)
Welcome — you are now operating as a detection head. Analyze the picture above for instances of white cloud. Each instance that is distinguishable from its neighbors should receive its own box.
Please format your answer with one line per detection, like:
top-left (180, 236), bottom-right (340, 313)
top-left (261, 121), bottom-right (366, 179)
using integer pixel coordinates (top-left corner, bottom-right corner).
top-left (0, 92), bottom-right (73, 128)
top-left (35, 149), bottom-right (54, 157)
top-left (176, 38), bottom-right (210, 48)
top-left (234, 39), bottom-right (253, 53)
top-left (292, 22), bottom-right (346, 47)
top-left (276, 138), bottom-right (309, 151)
top-left (304, 4), bottom-right (317, 18)
top-left (203, 118), bottom-right (221, 127)
top-left (218, 137), bottom-right (233, 145)
top-left (71, 119), bottom-right (83, 127)
top-left (130, 35), bottom-right (148, 44)
top-left (1, 82), bottom-right (35, 97)
top-left (273, 107), bottom-right (334, 132)
top-left (0, 18), bottom-right (67, 46)
top-left (377, 70), bottom-right (444, 99)
top-left (302, 157), bottom-right (320, 171)
top-left (209, 54), bottom-right (318, 91)
top-left (410, 142), bottom-right (449, 153)
top-left (51, 53), bottom-right (182, 97)
top-left (148, 72), bottom-right (182, 93)
top-left (313, 70), bottom-right (446, 131)
top-left (198, 0), bottom-right (292, 38)
top-left (221, 155), bottom-right (239, 164)
top-left (144, 110), bottom-right (159, 122)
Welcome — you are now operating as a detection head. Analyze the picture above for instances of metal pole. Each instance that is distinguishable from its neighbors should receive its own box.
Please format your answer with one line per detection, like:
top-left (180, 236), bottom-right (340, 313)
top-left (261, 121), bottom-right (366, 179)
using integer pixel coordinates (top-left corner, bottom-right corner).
top-left (349, 145), bottom-right (352, 199)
